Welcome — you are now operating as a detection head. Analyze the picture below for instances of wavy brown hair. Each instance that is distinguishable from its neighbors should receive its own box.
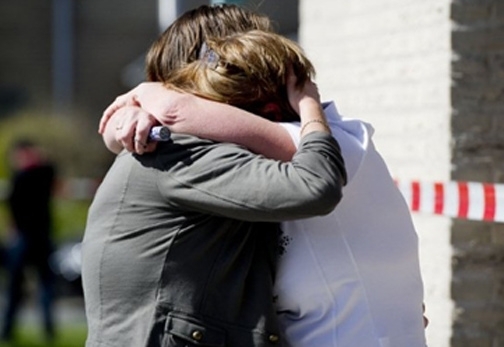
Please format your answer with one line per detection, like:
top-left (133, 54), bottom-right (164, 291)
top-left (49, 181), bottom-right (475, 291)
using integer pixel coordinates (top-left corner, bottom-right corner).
top-left (164, 30), bottom-right (315, 122)
top-left (146, 4), bottom-right (273, 82)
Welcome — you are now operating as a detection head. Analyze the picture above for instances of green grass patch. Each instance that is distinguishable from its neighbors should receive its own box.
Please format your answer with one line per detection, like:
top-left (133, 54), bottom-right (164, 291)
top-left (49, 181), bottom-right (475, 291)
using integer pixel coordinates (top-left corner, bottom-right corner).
top-left (0, 324), bottom-right (87, 347)
top-left (52, 199), bottom-right (90, 242)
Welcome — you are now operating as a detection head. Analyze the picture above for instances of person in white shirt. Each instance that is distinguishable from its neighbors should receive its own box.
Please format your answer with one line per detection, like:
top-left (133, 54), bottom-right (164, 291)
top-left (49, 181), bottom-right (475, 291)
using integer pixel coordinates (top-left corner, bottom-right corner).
top-left (101, 77), bottom-right (428, 346)
top-left (98, 5), bottom-right (427, 343)
top-left (276, 102), bottom-right (426, 346)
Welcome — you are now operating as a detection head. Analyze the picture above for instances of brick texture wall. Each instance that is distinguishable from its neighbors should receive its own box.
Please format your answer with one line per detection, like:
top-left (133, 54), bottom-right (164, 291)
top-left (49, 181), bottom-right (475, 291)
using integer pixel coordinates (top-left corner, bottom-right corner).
top-left (299, 1), bottom-right (453, 346)
top-left (450, 1), bottom-right (504, 346)
top-left (300, 0), bottom-right (504, 345)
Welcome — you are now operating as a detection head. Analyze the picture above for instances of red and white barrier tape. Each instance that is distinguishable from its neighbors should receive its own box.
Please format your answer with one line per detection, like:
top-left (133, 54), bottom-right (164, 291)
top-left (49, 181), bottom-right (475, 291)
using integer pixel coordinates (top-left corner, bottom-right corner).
top-left (396, 180), bottom-right (504, 223)
top-left (56, 179), bottom-right (504, 223)
top-left (1, 178), bottom-right (503, 223)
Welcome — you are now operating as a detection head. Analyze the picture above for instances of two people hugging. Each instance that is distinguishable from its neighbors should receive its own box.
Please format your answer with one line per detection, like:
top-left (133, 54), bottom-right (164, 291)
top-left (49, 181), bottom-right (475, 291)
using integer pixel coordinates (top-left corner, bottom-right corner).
top-left (82, 4), bottom-right (427, 347)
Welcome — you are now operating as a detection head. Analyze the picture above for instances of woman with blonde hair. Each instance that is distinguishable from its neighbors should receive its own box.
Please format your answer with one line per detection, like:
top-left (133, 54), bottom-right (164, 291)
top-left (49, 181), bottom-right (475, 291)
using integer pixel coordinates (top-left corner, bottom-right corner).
top-left (82, 7), bottom-right (345, 347)
top-left (101, 14), bottom-right (427, 347)
top-left (163, 30), bottom-right (312, 123)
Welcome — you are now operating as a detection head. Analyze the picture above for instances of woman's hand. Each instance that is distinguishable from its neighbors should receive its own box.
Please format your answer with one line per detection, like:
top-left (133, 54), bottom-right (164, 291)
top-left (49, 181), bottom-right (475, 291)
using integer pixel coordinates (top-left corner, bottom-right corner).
top-left (100, 82), bottom-right (186, 134)
top-left (100, 82), bottom-right (194, 154)
top-left (287, 72), bottom-right (321, 116)
top-left (287, 72), bottom-right (329, 137)
top-left (113, 106), bottom-right (159, 154)
top-left (102, 105), bottom-right (159, 155)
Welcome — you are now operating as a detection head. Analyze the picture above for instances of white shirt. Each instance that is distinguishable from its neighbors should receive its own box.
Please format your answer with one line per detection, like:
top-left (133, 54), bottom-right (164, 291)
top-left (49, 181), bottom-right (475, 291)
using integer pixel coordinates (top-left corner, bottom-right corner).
top-left (276, 102), bottom-right (426, 347)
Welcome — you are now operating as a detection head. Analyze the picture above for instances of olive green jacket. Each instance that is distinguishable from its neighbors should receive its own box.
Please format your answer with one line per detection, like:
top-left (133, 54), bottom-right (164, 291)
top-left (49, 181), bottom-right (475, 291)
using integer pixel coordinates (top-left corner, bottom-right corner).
top-left (82, 131), bottom-right (346, 347)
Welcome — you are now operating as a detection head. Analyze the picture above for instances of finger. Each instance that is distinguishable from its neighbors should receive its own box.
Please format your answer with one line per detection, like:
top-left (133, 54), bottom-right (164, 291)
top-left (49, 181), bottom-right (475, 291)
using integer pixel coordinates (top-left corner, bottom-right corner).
top-left (135, 109), bottom-right (159, 154)
top-left (134, 112), bottom-right (159, 154)
top-left (120, 130), bottom-right (136, 153)
top-left (114, 108), bottom-right (138, 153)
top-left (100, 92), bottom-right (140, 134)
top-left (100, 95), bottom-right (128, 134)
top-left (136, 112), bottom-right (159, 140)
top-left (134, 137), bottom-right (148, 155)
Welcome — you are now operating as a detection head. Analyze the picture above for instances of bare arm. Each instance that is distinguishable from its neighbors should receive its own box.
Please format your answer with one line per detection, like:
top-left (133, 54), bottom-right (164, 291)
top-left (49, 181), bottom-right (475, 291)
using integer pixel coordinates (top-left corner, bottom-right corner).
top-left (100, 79), bottom-right (329, 160)
top-left (101, 83), bottom-right (296, 160)
top-left (101, 105), bottom-right (158, 154)
top-left (166, 96), bottom-right (296, 161)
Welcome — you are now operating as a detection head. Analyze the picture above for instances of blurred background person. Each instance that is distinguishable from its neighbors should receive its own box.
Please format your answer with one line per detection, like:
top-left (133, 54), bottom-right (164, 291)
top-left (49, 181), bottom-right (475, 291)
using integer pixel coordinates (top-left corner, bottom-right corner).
top-left (2, 139), bottom-right (57, 342)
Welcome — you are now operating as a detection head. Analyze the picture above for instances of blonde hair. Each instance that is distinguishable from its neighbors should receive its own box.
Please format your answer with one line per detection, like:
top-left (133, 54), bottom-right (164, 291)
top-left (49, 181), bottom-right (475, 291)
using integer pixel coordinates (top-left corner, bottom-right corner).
top-left (165, 30), bottom-right (315, 122)
top-left (146, 4), bottom-right (273, 82)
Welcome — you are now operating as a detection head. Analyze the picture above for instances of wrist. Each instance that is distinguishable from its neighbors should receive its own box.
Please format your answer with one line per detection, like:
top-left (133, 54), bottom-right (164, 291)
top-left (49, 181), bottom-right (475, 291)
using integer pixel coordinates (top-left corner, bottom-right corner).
top-left (298, 98), bottom-right (322, 116)
top-left (300, 119), bottom-right (331, 137)
top-left (298, 100), bottom-right (330, 137)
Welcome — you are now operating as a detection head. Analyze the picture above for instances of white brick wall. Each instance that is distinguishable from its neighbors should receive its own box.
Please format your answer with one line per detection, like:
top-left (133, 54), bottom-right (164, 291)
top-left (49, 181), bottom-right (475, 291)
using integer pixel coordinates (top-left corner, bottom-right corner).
top-left (299, 1), bottom-right (454, 346)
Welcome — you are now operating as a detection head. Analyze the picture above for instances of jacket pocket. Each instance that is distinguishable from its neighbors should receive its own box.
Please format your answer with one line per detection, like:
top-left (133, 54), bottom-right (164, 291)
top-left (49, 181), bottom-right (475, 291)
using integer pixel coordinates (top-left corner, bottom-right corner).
top-left (164, 313), bottom-right (226, 347)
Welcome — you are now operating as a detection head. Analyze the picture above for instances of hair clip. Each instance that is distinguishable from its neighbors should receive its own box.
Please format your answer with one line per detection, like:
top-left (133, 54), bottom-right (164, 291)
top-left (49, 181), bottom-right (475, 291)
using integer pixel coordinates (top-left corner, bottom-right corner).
top-left (198, 43), bottom-right (220, 69)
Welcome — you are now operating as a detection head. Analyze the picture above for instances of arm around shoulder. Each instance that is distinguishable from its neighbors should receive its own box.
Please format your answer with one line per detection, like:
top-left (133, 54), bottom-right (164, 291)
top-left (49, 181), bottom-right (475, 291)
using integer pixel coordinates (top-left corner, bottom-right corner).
top-left (157, 131), bottom-right (345, 223)
top-left (291, 131), bottom-right (346, 217)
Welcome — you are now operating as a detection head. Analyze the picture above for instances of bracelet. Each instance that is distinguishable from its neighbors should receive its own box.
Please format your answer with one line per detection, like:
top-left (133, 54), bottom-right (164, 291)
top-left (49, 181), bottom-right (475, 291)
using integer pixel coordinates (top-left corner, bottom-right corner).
top-left (300, 119), bottom-right (330, 135)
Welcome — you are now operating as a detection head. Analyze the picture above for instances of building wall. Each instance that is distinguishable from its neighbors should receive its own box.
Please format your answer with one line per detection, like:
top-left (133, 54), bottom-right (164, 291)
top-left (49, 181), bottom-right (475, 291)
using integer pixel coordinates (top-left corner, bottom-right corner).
top-left (450, 0), bottom-right (504, 346)
top-left (74, 0), bottom-right (158, 117)
top-left (0, 1), bottom-right (52, 110)
top-left (0, 0), bottom-right (296, 120)
top-left (0, 0), bottom-right (159, 119)
top-left (174, 0), bottom-right (299, 35)
top-left (299, 1), bottom-right (454, 346)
